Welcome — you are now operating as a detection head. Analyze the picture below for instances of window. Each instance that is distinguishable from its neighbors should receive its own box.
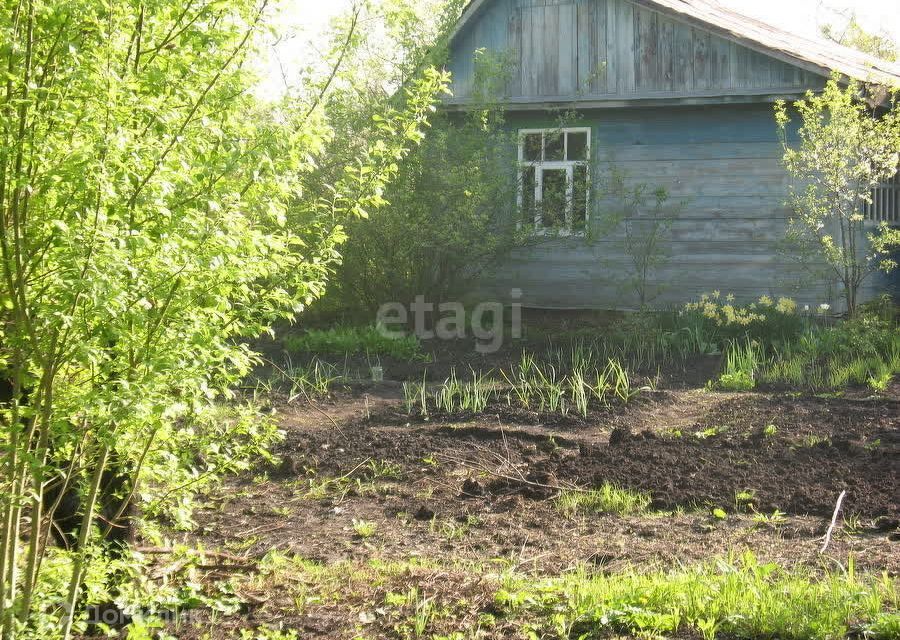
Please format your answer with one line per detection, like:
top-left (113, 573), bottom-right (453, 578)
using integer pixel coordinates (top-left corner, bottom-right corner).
top-left (518, 128), bottom-right (591, 233)
top-left (864, 170), bottom-right (900, 224)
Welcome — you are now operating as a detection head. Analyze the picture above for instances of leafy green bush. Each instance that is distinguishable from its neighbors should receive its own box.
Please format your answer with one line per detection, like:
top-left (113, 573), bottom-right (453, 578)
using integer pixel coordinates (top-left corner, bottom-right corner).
top-left (315, 76), bottom-right (526, 320)
top-left (283, 326), bottom-right (424, 360)
top-left (0, 0), bottom-right (449, 633)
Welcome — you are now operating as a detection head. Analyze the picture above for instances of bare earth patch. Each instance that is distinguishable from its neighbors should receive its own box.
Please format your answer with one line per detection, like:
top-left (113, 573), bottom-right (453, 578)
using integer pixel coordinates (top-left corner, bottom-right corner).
top-left (156, 383), bottom-right (899, 638)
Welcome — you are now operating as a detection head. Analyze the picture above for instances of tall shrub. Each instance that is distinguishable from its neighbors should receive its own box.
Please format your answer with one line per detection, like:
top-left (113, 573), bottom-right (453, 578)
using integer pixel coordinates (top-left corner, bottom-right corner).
top-left (0, 1), bottom-right (446, 635)
top-left (319, 46), bottom-right (525, 319)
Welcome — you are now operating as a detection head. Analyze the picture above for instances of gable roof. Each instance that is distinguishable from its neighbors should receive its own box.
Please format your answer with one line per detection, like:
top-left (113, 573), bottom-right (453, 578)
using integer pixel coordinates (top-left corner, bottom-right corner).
top-left (450, 0), bottom-right (900, 88)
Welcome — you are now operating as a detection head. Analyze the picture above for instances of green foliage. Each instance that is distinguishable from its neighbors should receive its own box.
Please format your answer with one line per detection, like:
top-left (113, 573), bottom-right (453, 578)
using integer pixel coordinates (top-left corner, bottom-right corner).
top-left (714, 340), bottom-right (762, 391)
top-left (400, 351), bottom-right (644, 419)
top-left (283, 325), bottom-right (423, 360)
top-left (317, 47), bottom-right (526, 319)
top-left (682, 292), bottom-right (808, 349)
top-left (496, 552), bottom-right (899, 639)
top-left (775, 76), bottom-right (900, 315)
top-left (352, 519), bottom-right (378, 539)
top-left (321, 109), bottom-right (525, 318)
top-left (556, 484), bottom-right (652, 516)
top-left (268, 358), bottom-right (347, 401)
top-left (431, 368), bottom-right (494, 414)
top-left (24, 545), bottom-right (244, 639)
top-left (760, 314), bottom-right (900, 391)
top-left (141, 403), bottom-right (283, 530)
top-left (0, 0), bottom-right (448, 635)
top-left (821, 16), bottom-right (897, 62)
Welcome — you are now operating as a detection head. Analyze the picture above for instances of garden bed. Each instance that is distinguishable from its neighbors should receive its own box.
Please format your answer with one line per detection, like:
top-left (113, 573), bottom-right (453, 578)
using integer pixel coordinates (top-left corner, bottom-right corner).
top-left (162, 365), bottom-right (899, 638)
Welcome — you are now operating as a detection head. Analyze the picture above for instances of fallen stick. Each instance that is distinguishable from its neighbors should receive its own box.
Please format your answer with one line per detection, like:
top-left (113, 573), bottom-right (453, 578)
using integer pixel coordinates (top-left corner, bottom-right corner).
top-left (196, 563), bottom-right (258, 572)
top-left (135, 547), bottom-right (255, 563)
top-left (820, 490), bottom-right (847, 553)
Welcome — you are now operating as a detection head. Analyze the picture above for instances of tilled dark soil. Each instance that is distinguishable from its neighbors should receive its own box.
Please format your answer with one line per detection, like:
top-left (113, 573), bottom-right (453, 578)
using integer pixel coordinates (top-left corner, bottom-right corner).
top-left (187, 387), bottom-right (899, 571)
top-left (163, 385), bottom-right (899, 639)
top-left (282, 390), bottom-right (898, 520)
top-left (561, 395), bottom-right (899, 519)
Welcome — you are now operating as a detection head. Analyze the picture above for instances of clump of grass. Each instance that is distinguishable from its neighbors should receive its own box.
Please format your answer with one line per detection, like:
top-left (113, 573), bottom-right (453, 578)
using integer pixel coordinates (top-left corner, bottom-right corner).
top-left (432, 368), bottom-right (493, 414)
top-left (501, 353), bottom-right (643, 418)
top-left (495, 552), bottom-right (899, 640)
top-left (556, 483), bottom-right (652, 516)
top-left (713, 339), bottom-right (761, 391)
top-left (760, 317), bottom-right (899, 392)
top-left (284, 324), bottom-right (424, 360)
top-left (402, 374), bottom-right (429, 417)
top-left (257, 357), bottom-right (345, 401)
top-left (351, 519), bottom-right (377, 538)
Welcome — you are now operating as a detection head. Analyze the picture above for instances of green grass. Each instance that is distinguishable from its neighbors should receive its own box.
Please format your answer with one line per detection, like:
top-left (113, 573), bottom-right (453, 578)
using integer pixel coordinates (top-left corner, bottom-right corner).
top-left (496, 552), bottom-right (899, 640)
top-left (556, 483), bottom-right (652, 516)
top-left (283, 324), bottom-right (424, 360)
top-left (713, 339), bottom-right (761, 391)
top-left (351, 519), bottom-right (378, 538)
top-left (158, 550), bottom-right (898, 640)
top-left (759, 318), bottom-right (899, 392)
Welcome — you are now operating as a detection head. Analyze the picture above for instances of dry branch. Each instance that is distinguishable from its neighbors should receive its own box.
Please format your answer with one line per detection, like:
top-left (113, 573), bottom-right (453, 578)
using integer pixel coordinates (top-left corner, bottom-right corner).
top-left (819, 490), bottom-right (847, 553)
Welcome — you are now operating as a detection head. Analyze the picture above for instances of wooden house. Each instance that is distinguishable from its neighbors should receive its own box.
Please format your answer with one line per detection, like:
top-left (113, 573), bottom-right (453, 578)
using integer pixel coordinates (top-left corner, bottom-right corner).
top-left (445, 0), bottom-right (900, 309)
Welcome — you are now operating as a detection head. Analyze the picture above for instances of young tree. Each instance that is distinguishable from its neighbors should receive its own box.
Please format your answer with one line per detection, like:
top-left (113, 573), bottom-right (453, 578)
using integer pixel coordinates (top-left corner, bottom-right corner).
top-left (325, 109), bottom-right (523, 318)
top-left (310, 12), bottom-right (525, 320)
top-left (593, 164), bottom-right (683, 310)
top-left (775, 77), bottom-right (900, 315)
top-left (0, 1), bottom-right (446, 636)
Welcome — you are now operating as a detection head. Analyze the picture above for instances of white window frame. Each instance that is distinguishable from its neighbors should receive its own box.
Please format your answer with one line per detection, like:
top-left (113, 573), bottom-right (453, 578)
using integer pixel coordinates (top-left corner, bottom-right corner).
top-left (517, 127), bottom-right (591, 235)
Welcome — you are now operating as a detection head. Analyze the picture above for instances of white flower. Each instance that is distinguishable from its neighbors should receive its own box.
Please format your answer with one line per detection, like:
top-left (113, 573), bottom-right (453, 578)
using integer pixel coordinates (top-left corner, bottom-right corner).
top-left (819, 303), bottom-right (830, 311)
top-left (803, 305), bottom-right (810, 311)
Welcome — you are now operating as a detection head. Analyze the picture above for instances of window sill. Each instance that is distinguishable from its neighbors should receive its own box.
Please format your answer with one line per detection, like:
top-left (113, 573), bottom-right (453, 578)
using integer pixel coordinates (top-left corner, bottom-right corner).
top-left (526, 227), bottom-right (588, 238)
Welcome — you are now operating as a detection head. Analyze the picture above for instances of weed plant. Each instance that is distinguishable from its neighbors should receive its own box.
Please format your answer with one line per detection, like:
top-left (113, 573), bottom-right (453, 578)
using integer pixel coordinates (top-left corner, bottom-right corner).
top-left (284, 325), bottom-right (424, 360)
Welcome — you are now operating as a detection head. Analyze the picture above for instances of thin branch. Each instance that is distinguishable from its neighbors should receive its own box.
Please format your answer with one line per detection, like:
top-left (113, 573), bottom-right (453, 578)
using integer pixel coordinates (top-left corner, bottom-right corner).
top-left (819, 490), bottom-right (847, 553)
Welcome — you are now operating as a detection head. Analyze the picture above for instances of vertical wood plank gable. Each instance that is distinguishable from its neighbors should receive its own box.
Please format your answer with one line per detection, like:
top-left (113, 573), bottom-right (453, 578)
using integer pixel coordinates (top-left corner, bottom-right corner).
top-left (659, 15), bottom-right (675, 91)
top-left (578, 0), bottom-right (608, 95)
top-left (710, 34), bottom-right (732, 89)
top-left (635, 8), bottom-right (659, 90)
top-left (606, 0), bottom-right (618, 94)
top-left (692, 28), bottom-right (710, 90)
top-left (673, 21), bottom-right (693, 90)
top-left (507, 4), bottom-right (522, 96)
top-left (447, 0), bottom-right (828, 101)
top-left (541, 6), bottom-right (559, 96)
top-left (576, 1), bottom-right (593, 93)
top-left (617, 0), bottom-right (635, 93)
top-left (558, 2), bottom-right (577, 95)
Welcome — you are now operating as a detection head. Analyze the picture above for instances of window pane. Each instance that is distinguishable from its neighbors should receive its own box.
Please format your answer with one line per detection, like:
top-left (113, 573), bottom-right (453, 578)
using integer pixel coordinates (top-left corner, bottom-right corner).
top-left (545, 132), bottom-right (564, 161)
top-left (523, 133), bottom-right (542, 161)
top-left (572, 165), bottom-right (589, 230)
top-left (567, 131), bottom-right (588, 161)
top-left (521, 166), bottom-right (536, 224)
top-left (540, 169), bottom-right (567, 228)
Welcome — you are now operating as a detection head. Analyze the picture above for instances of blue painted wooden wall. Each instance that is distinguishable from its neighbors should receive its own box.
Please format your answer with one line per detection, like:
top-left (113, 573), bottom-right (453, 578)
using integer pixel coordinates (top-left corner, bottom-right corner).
top-left (447, 0), bottom-right (881, 310)
top-left (471, 103), bottom-right (876, 310)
